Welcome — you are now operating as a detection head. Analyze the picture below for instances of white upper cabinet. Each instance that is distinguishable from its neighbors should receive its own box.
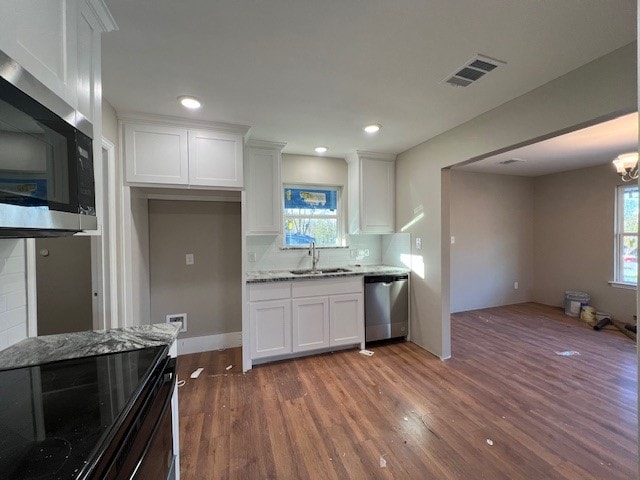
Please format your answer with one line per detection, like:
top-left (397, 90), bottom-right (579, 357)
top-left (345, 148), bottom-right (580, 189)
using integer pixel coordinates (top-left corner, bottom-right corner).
top-left (122, 116), bottom-right (249, 189)
top-left (188, 130), bottom-right (243, 188)
top-left (0, 1), bottom-right (116, 112)
top-left (245, 140), bottom-right (286, 235)
top-left (124, 123), bottom-right (189, 185)
top-left (0, 1), bottom-right (77, 107)
top-left (347, 151), bottom-right (396, 234)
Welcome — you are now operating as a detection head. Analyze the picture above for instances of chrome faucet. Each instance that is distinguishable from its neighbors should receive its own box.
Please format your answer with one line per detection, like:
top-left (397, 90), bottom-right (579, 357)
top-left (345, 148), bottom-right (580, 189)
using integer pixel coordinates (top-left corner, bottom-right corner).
top-left (309, 241), bottom-right (320, 271)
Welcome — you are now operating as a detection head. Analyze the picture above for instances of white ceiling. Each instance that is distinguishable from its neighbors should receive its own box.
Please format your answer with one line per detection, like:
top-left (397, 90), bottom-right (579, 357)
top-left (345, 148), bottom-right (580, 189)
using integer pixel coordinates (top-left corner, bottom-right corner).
top-left (455, 112), bottom-right (639, 176)
top-left (101, 0), bottom-right (637, 158)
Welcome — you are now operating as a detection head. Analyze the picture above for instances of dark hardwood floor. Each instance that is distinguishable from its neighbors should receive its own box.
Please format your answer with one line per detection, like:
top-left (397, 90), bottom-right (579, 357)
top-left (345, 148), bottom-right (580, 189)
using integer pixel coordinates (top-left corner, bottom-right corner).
top-left (177, 303), bottom-right (637, 479)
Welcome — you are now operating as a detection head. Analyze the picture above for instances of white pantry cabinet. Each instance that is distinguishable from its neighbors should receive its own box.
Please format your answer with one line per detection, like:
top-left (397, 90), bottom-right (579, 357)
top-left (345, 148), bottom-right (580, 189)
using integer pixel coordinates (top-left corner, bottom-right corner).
top-left (248, 276), bottom-right (364, 363)
top-left (245, 140), bottom-right (286, 235)
top-left (122, 116), bottom-right (248, 189)
top-left (347, 151), bottom-right (396, 234)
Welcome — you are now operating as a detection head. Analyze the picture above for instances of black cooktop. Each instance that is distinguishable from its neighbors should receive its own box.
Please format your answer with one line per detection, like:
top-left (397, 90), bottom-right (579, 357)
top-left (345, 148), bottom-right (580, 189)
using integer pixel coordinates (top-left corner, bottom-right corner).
top-left (0, 346), bottom-right (166, 480)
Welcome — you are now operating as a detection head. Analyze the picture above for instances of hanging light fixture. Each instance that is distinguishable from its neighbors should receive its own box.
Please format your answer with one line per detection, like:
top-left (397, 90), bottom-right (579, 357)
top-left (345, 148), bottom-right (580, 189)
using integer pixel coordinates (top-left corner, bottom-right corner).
top-left (612, 152), bottom-right (639, 182)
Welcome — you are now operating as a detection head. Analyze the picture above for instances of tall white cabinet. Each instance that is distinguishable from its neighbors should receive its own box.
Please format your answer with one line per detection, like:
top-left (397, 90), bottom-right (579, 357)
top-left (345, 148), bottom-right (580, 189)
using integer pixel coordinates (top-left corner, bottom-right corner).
top-left (347, 151), bottom-right (396, 234)
top-left (245, 140), bottom-right (286, 235)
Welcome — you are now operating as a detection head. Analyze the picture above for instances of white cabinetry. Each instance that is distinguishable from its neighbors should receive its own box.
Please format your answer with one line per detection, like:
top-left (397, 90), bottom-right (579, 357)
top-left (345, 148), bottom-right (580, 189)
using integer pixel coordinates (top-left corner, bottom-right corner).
top-left (124, 123), bottom-right (189, 184)
top-left (248, 282), bottom-right (292, 359)
top-left (248, 276), bottom-right (364, 364)
top-left (245, 140), bottom-right (286, 235)
top-left (122, 116), bottom-right (248, 189)
top-left (0, 1), bottom-right (116, 114)
top-left (292, 297), bottom-right (330, 352)
top-left (188, 130), bottom-right (243, 188)
top-left (347, 151), bottom-right (396, 234)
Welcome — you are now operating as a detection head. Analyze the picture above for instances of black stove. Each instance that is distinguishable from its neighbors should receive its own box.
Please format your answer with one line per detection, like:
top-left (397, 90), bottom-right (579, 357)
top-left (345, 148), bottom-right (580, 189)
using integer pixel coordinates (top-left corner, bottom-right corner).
top-left (0, 346), bottom-right (168, 480)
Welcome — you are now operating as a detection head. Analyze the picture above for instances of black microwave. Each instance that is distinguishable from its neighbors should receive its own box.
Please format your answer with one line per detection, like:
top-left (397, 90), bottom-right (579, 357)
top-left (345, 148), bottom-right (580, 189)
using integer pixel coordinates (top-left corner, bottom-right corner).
top-left (0, 50), bottom-right (96, 237)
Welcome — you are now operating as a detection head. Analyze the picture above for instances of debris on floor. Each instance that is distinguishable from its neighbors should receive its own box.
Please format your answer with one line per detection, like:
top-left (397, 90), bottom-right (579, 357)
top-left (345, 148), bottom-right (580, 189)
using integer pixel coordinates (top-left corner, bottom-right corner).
top-left (403, 416), bottom-right (409, 421)
top-left (225, 364), bottom-right (233, 371)
top-left (176, 380), bottom-right (186, 388)
top-left (190, 367), bottom-right (204, 378)
top-left (554, 351), bottom-right (580, 357)
top-left (486, 439), bottom-right (494, 446)
top-left (379, 455), bottom-right (387, 468)
top-left (360, 349), bottom-right (374, 357)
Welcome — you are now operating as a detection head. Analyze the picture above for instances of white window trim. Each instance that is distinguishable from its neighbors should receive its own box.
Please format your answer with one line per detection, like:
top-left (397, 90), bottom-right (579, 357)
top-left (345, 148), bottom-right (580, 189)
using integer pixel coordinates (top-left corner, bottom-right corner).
top-left (282, 184), bottom-right (345, 248)
top-left (613, 184), bottom-right (638, 285)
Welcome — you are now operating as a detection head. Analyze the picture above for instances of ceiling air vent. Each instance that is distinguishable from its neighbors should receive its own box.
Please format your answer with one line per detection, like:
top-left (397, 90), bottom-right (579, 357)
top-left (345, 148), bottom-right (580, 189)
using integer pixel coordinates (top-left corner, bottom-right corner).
top-left (444, 54), bottom-right (506, 87)
top-left (499, 158), bottom-right (526, 165)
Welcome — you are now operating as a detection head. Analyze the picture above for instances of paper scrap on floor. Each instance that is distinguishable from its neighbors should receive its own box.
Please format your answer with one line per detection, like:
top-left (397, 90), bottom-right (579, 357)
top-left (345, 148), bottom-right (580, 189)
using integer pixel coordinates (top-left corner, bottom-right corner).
top-left (190, 367), bottom-right (204, 378)
top-left (555, 351), bottom-right (580, 357)
top-left (360, 349), bottom-right (374, 357)
top-left (379, 455), bottom-right (387, 468)
top-left (226, 365), bottom-right (233, 371)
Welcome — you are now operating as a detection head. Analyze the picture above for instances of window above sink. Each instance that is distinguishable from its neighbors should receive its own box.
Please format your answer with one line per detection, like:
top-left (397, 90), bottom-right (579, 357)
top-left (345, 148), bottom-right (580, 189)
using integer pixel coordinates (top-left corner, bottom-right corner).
top-left (283, 185), bottom-right (345, 248)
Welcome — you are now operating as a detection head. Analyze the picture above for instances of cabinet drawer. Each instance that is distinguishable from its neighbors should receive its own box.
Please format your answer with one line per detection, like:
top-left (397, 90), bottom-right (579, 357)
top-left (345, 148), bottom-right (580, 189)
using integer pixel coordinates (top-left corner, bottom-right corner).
top-left (248, 282), bottom-right (291, 301)
top-left (292, 276), bottom-right (363, 298)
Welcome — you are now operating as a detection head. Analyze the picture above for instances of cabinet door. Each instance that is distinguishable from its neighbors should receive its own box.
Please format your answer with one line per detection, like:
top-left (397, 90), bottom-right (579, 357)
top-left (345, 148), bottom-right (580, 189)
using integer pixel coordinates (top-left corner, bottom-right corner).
top-left (250, 299), bottom-right (291, 359)
top-left (124, 123), bottom-right (189, 185)
top-left (246, 147), bottom-right (281, 234)
top-left (330, 293), bottom-right (363, 346)
top-left (361, 158), bottom-right (394, 233)
top-left (292, 297), bottom-right (330, 352)
top-left (0, 1), bottom-right (77, 107)
top-left (188, 130), bottom-right (243, 188)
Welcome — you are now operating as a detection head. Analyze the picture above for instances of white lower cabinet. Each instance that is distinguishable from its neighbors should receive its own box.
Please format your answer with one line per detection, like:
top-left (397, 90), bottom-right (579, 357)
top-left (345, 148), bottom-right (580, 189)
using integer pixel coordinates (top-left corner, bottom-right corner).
top-left (250, 299), bottom-right (292, 359)
top-left (292, 297), bottom-right (330, 352)
top-left (330, 293), bottom-right (363, 346)
top-left (248, 276), bottom-right (364, 362)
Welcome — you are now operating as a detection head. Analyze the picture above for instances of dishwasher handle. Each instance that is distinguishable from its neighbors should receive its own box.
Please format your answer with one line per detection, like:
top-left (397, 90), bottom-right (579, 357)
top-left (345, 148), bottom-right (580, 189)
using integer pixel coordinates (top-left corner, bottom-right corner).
top-left (364, 274), bottom-right (408, 284)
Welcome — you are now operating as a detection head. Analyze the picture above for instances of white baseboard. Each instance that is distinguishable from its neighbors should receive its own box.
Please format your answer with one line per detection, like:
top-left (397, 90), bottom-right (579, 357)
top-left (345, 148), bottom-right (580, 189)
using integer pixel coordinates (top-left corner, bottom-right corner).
top-left (176, 331), bottom-right (242, 356)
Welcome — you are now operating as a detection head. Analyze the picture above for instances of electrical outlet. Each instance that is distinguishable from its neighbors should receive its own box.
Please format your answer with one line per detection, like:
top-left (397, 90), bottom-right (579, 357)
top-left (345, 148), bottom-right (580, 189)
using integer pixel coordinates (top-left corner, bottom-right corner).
top-left (185, 253), bottom-right (194, 265)
top-left (248, 252), bottom-right (257, 262)
top-left (166, 313), bottom-right (187, 332)
top-left (451, 236), bottom-right (455, 244)
top-left (514, 281), bottom-right (519, 290)
top-left (364, 249), bottom-right (370, 257)
top-left (415, 237), bottom-right (422, 250)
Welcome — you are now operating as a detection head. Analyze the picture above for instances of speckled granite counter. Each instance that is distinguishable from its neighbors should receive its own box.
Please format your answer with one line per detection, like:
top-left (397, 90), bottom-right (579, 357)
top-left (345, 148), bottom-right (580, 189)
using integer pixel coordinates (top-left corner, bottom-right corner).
top-left (246, 264), bottom-right (411, 283)
top-left (0, 323), bottom-right (181, 371)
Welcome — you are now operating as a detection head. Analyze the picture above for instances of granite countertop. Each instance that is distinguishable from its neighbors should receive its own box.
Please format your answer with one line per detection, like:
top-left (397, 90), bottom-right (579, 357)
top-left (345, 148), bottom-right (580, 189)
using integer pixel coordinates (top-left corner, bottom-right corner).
top-left (0, 323), bottom-right (181, 371)
top-left (246, 264), bottom-right (411, 283)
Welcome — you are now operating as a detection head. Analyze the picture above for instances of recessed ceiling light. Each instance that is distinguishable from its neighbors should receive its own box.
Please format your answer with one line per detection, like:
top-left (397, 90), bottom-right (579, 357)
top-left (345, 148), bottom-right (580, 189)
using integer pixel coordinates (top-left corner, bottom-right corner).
top-left (363, 124), bottom-right (381, 134)
top-left (178, 96), bottom-right (201, 109)
top-left (315, 146), bottom-right (328, 153)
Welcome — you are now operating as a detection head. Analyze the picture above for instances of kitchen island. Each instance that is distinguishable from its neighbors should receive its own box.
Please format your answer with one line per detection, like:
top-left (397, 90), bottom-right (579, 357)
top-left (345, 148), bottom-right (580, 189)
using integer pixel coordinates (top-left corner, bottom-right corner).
top-left (0, 324), bottom-right (181, 480)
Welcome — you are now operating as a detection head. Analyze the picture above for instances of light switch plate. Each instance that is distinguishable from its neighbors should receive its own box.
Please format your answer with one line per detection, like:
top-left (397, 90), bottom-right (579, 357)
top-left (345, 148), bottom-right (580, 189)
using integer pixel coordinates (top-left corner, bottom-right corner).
top-left (186, 253), bottom-right (194, 265)
top-left (415, 237), bottom-right (422, 250)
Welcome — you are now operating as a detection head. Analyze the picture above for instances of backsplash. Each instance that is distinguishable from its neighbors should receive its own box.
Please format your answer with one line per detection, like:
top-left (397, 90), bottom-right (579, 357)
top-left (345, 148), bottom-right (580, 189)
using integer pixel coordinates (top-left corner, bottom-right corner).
top-left (0, 239), bottom-right (28, 350)
top-left (246, 233), bottom-right (411, 272)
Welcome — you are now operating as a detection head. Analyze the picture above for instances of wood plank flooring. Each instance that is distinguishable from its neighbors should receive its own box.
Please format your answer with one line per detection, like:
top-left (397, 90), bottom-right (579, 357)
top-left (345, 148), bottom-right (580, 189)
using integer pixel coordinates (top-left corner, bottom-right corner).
top-left (177, 303), bottom-right (637, 479)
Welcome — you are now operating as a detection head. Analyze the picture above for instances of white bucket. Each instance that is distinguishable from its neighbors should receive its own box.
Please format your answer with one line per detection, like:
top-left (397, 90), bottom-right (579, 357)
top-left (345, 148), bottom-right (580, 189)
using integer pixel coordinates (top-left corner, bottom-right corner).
top-left (564, 291), bottom-right (590, 317)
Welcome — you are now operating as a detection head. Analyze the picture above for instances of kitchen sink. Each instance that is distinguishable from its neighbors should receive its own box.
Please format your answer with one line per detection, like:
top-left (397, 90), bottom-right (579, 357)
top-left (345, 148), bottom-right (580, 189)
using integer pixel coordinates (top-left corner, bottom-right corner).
top-left (290, 268), bottom-right (352, 275)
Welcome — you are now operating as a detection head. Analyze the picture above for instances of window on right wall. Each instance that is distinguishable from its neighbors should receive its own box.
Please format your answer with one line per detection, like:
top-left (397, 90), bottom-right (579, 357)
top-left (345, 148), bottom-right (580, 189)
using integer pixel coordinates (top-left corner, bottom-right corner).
top-left (615, 184), bottom-right (639, 284)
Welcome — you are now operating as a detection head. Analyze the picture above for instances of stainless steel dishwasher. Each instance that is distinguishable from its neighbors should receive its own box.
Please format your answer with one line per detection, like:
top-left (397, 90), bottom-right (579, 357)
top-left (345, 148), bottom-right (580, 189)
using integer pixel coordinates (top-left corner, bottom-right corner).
top-left (364, 274), bottom-right (409, 342)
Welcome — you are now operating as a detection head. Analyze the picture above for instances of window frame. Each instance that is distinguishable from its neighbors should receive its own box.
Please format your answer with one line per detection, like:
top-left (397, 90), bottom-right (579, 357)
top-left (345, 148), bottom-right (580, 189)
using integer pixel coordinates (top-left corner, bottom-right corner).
top-left (614, 184), bottom-right (638, 285)
top-left (282, 184), bottom-right (345, 248)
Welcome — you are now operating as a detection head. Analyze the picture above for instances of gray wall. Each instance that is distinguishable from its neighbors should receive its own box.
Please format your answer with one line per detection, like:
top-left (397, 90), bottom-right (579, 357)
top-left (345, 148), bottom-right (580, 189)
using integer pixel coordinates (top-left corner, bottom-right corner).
top-left (450, 171), bottom-right (534, 313)
top-left (396, 43), bottom-right (636, 358)
top-left (533, 164), bottom-right (636, 322)
top-left (36, 237), bottom-right (93, 335)
top-left (148, 200), bottom-right (241, 338)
